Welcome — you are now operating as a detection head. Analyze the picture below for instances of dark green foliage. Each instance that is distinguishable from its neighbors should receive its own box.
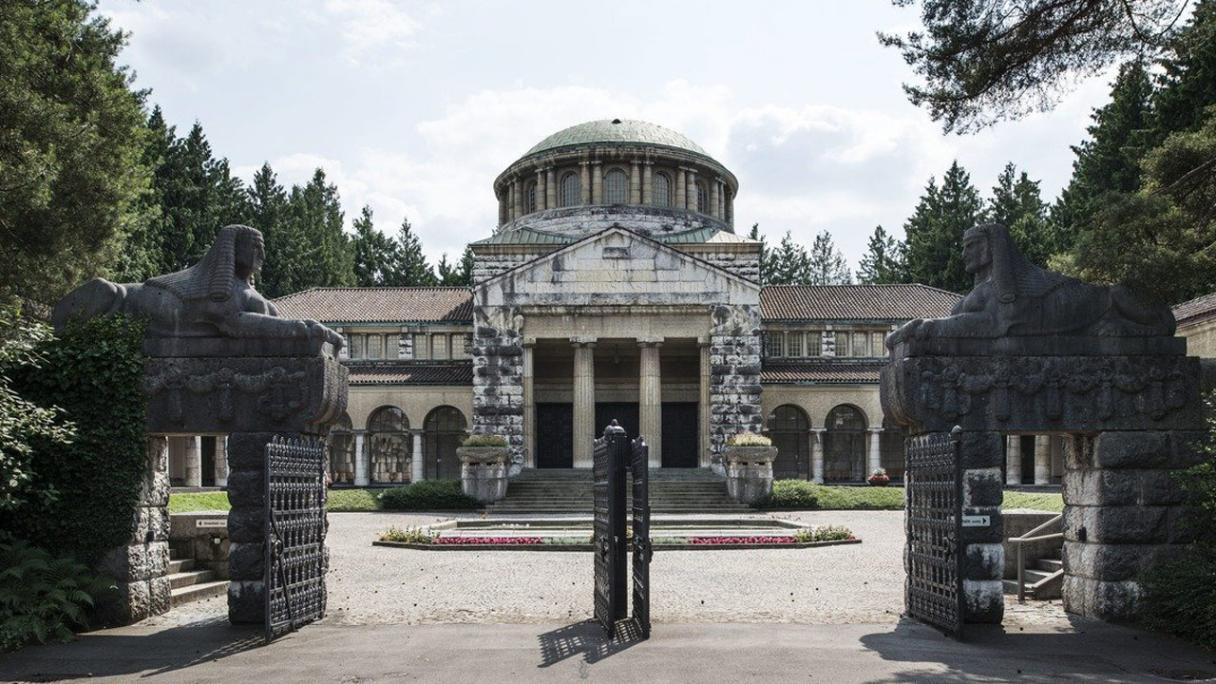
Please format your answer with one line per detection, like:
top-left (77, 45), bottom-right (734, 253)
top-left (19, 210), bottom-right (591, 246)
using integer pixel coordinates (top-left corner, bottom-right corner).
top-left (288, 170), bottom-right (355, 290)
top-left (245, 163), bottom-right (298, 297)
top-left (901, 161), bottom-right (983, 292)
top-left (881, 0), bottom-right (1188, 132)
top-left (986, 163), bottom-right (1053, 266)
top-left (1, 315), bottom-right (147, 566)
top-left (378, 480), bottom-right (478, 511)
top-left (857, 225), bottom-right (906, 284)
top-left (757, 481), bottom-right (908, 510)
top-left (748, 224), bottom-right (768, 284)
top-left (436, 247), bottom-right (474, 287)
top-left (351, 206), bottom-right (399, 287)
top-left (0, 0), bottom-right (151, 305)
top-left (758, 480), bottom-right (820, 509)
top-left (386, 217), bottom-right (437, 287)
top-left (0, 540), bottom-right (113, 652)
top-left (0, 307), bottom-right (74, 515)
top-left (806, 231), bottom-right (853, 285)
top-left (1153, 0), bottom-right (1216, 135)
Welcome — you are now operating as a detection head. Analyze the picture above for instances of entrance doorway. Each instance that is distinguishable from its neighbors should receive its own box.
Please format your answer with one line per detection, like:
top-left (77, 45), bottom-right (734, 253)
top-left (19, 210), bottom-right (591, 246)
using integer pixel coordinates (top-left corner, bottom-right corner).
top-left (823, 404), bottom-right (866, 482)
top-left (770, 404), bottom-right (810, 479)
top-left (536, 402), bottom-right (573, 468)
top-left (595, 402), bottom-right (639, 440)
top-left (661, 402), bottom-right (698, 467)
top-left (424, 406), bottom-right (466, 479)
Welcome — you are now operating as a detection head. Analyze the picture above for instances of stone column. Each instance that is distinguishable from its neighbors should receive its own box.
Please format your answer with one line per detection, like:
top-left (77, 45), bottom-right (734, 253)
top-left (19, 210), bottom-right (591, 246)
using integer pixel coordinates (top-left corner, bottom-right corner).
top-left (698, 339), bottom-right (711, 467)
top-left (572, 338), bottom-right (596, 467)
top-left (867, 427), bottom-right (882, 475)
top-left (353, 430), bottom-right (368, 486)
top-left (591, 161), bottom-right (603, 204)
top-left (725, 191), bottom-right (733, 227)
top-left (535, 169), bottom-right (545, 211)
top-left (1006, 435), bottom-right (1022, 485)
top-left (709, 179), bottom-right (720, 219)
top-left (545, 167), bottom-right (556, 208)
top-left (810, 429), bottom-right (825, 483)
top-left (639, 338), bottom-right (663, 468)
top-left (1034, 434), bottom-right (1051, 485)
top-left (184, 435), bottom-right (203, 487)
top-left (411, 428), bottom-right (425, 483)
top-left (641, 162), bottom-right (652, 205)
top-left (509, 180), bottom-right (518, 220)
top-left (580, 162), bottom-right (591, 205)
top-left (214, 435), bottom-right (229, 488)
top-left (675, 168), bottom-right (687, 210)
top-left (688, 169), bottom-right (699, 211)
top-left (522, 339), bottom-right (536, 468)
top-left (630, 160), bottom-right (641, 204)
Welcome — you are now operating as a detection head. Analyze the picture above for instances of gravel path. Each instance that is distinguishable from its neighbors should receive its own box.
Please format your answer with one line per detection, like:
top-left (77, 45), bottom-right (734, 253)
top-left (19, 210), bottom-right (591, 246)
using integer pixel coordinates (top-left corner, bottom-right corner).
top-left (153, 510), bottom-right (1066, 628)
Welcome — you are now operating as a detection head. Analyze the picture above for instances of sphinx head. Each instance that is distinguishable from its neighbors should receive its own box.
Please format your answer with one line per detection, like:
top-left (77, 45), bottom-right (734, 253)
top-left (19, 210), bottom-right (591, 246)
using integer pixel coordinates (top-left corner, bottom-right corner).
top-left (233, 227), bottom-right (265, 282)
top-left (961, 224), bottom-right (995, 276)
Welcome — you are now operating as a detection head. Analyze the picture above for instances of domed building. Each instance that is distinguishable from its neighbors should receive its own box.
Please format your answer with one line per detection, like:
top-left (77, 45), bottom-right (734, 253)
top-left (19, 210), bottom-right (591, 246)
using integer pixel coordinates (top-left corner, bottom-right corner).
top-left (177, 118), bottom-right (1056, 507)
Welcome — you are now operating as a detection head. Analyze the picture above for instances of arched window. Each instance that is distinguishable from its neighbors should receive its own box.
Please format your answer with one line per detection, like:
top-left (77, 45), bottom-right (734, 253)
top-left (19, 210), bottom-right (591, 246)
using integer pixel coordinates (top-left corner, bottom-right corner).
top-left (695, 181), bottom-right (708, 214)
top-left (604, 169), bottom-right (628, 204)
top-left (524, 180), bottom-right (537, 214)
top-left (328, 414), bottom-right (355, 485)
top-left (652, 172), bottom-right (671, 208)
top-left (769, 405), bottom-right (810, 480)
top-left (424, 406), bottom-right (467, 480)
top-left (823, 405), bottom-right (866, 483)
top-left (368, 406), bottom-right (410, 484)
top-left (559, 172), bottom-right (581, 207)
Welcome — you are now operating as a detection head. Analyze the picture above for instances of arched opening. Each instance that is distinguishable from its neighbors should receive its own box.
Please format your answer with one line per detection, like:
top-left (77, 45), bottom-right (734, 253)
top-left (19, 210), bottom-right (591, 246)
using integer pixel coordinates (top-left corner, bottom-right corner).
top-left (424, 406), bottom-right (467, 480)
top-left (328, 413), bottom-right (355, 485)
top-left (769, 404), bottom-right (810, 480)
top-left (604, 168), bottom-right (628, 204)
top-left (559, 172), bottom-right (581, 207)
top-left (652, 172), bottom-right (671, 208)
top-left (367, 406), bottom-right (410, 485)
top-left (823, 404), bottom-right (867, 482)
top-left (524, 180), bottom-right (537, 214)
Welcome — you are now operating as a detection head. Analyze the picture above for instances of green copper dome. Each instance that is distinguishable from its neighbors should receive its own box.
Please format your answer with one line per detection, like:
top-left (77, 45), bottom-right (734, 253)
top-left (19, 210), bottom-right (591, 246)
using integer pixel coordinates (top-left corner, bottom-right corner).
top-left (525, 119), bottom-right (710, 157)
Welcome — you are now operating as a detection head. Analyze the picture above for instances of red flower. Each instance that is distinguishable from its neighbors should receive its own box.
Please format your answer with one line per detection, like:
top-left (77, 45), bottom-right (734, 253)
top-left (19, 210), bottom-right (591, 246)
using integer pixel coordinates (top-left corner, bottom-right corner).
top-left (687, 536), bottom-right (797, 545)
top-left (434, 536), bottom-right (543, 545)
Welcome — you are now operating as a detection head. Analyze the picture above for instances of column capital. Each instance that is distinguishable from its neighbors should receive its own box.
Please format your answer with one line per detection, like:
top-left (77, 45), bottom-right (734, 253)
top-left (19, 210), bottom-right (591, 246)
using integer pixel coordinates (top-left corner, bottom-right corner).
top-left (811, 427), bottom-right (827, 434)
top-left (522, 336), bottom-right (536, 347)
top-left (637, 336), bottom-right (664, 347)
top-left (570, 335), bottom-right (597, 347)
top-left (868, 427), bottom-right (883, 434)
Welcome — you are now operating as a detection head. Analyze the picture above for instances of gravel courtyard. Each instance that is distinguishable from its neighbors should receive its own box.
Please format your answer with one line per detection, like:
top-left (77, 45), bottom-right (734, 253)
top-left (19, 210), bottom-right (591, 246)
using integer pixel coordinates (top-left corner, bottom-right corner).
top-left (165, 510), bottom-right (908, 626)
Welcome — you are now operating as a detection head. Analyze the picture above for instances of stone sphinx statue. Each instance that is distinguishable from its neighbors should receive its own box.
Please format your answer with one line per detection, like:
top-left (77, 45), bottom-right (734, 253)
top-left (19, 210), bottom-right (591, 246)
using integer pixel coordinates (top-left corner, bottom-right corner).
top-left (53, 224), bottom-right (342, 348)
top-left (889, 223), bottom-right (1175, 345)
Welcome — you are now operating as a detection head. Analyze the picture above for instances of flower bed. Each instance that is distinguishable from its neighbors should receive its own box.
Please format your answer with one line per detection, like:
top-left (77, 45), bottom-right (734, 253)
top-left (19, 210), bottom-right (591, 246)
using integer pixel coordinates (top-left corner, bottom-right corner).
top-left (433, 536), bottom-right (542, 545)
top-left (688, 535), bottom-right (797, 545)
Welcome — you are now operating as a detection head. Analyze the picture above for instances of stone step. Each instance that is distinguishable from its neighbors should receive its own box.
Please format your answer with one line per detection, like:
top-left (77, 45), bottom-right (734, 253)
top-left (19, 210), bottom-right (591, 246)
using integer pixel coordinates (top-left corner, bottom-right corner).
top-left (168, 558), bottom-right (196, 574)
top-left (1036, 558), bottom-right (1063, 572)
top-left (170, 580), bottom-right (228, 608)
top-left (167, 569), bottom-right (216, 590)
top-left (1022, 568), bottom-right (1054, 585)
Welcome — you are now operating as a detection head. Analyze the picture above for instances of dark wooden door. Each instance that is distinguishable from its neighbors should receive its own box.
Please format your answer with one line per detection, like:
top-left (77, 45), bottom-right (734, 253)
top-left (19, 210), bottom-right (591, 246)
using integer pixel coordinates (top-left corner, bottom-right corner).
top-left (595, 402), bottom-right (639, 441)
top-left (536, 403), bottom-right (573, 468)
top-left (661, 402), bottom-right (699, 468)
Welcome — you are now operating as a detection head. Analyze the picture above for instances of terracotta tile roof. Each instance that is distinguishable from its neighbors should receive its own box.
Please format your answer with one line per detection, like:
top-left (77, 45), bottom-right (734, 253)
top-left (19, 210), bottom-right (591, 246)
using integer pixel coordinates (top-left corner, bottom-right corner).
top-left (1173, 292), bottom-right (1216, 327)
top-left (761, 361), bottom-right (887, 385)
top-left (760, 284), bottom-right (961, 321)
top-left (274, 287), bottom-right (473, 324)
top-left (347, 363), bottom-right (473, 386)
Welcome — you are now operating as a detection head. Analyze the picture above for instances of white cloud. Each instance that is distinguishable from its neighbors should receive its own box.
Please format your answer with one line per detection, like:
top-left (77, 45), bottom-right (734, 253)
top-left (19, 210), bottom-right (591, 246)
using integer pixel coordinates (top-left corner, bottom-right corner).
top-left (323, 0), bottom-right (419, 64)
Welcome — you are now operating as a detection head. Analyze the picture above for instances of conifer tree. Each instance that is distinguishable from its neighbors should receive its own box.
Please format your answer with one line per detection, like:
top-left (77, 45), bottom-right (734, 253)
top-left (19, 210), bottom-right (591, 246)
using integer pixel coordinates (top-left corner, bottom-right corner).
top-left (902, 162), bottom-right (983, 293)
top-left (857, 225), bottom-right (905, 284)
top-left (767, 232), bottom-right (808, 285)
top-left (1152, 0), bottom-right (1216, 136)
top-left (284, 169), bottom-right (354, 292)
top-left (245, 163), bottom-right (301, 297)
top-left (455, 246), bottom-right (475, 286)
top-left (806, 230), bottom-right (852, 285)
top-left (748, 223), bottom-right (768, 284)
top-left (386, 217), bottom-right (436, 286)
top-left (351, 206), bottom-right (398, 287)
top-left (986, 163), bottom-right (1052, 265)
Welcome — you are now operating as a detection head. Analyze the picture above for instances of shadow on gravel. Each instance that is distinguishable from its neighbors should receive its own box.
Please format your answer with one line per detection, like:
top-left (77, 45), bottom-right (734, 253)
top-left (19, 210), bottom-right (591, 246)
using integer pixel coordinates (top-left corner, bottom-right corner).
top-left (0, 617), bottom-right (264, 682)
top-left (537, 619), bottom-right (645, 667)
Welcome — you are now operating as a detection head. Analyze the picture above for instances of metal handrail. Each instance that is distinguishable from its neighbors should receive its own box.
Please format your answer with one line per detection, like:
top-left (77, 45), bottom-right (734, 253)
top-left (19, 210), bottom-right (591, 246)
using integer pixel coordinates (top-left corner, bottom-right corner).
top-left (1010, 513), bottom-right (1063, 603)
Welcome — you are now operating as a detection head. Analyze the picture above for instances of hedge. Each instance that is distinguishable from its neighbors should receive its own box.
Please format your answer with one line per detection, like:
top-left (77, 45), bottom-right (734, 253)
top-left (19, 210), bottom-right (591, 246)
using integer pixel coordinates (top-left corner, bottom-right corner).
top-left (378, 480), bottom-right (478, 511)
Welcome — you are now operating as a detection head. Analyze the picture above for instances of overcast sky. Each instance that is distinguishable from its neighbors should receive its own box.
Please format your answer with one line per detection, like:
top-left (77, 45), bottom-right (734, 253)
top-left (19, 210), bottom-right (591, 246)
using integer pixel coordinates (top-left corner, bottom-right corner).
top-left (96, 0), bottom-right (1116, 272)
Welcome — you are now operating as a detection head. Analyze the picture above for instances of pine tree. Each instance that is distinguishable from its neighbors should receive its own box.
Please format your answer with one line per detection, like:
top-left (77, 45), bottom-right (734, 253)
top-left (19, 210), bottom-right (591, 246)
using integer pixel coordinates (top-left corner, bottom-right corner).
top-left (748, 223), bottom-right (768, 284)
top-left (767, 232), bottom-right (808, 285)
top-left (386, 217), bottom-right (436, 286)
top-left (902, 162), bottom-right (982, 293)
top-left (986, 163), bottom-right (1051, 265)
top-left (805, 230), bottom-right (852, 285)
top-left (351, 206), bottom-right (398, 287)
top-left (455, 246), bottom-right (475, 286)
top-left (245, 163), bottom-right (301, 297)
top-left (435, 254), bottom-right (455, 285)
top-left (1153, 0), bottom-right (1216, 136)
top-left (286, 169), bottom-right (355, 291)
top-left (857, 225), bottom-right (905, 284)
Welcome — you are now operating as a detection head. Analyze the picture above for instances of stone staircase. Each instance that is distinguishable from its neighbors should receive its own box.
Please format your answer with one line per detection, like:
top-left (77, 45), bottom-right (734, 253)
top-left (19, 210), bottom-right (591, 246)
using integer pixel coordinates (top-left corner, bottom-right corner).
top-left (485, 468), bottom-right (752, 514)
top-left (167, 549), bottom-right (227, 608)
top-left (1002, 556), bottom-right (1064, 600)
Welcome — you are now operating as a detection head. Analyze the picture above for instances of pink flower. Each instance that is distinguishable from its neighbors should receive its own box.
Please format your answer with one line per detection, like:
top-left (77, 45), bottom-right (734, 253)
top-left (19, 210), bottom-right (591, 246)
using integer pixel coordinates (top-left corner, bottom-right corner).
top-left (434, 536), bottom-right (543, 545)
top-left (687, 536), bottom-right (797, 545)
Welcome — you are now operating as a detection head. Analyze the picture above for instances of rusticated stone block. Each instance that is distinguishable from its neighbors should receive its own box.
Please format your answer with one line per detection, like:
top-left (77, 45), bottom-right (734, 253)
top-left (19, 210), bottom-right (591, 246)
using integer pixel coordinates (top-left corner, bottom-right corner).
top-left (964, 467), bottom-right (1003, 507)
top-left (963, 579), bottom-right (1004, 624)
top-left (1063, 541), bottom-right (1186, 582)
top-left (959, 431), bottom-right (1003, 469)
top-left (1063, 575), bottom-right (1140, 622)
top-left (1093, 432), bottom-right (1169, 469)
top-left (1064, 505), bottom-right (1172, 544)
top-left (228, 541), bottom-right (264, 580)
top-left (226, 432), bottom-right (277, 471)
top-left (228, 580), bottom-right (265, 624)
top-left (963, 542), bottom-right (1003, 581)
top-left (960, 505), bottom-right (1004, 544)
top-left (227, 506), bottom-right (264, 543)
top-left (226, 470), bottom-right (264, 508)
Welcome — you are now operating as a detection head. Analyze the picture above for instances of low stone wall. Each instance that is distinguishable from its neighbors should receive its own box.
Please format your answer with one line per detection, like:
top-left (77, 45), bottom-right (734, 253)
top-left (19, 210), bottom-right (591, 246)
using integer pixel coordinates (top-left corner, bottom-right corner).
top-left (170, 511), bottom-right (230, 579)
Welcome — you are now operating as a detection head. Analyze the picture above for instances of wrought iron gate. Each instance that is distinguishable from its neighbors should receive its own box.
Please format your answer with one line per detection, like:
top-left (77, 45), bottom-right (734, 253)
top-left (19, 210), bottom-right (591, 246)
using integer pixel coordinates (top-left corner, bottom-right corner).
top-left (630, 436), bottom-right (651, 638)
top-left (905, 427), bottom-right (964, 639)
top-left (264, 435), bottom-right (328, 643)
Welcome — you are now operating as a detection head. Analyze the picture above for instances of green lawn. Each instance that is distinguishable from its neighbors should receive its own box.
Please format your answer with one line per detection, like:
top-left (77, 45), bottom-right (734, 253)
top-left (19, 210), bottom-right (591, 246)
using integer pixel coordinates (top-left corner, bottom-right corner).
top-left (170, 488), bottom-right (383, 513)
top-left (1003, 490), bottom-right (1065, 512)
top-left (760, 480), bottom-right (1064, 512)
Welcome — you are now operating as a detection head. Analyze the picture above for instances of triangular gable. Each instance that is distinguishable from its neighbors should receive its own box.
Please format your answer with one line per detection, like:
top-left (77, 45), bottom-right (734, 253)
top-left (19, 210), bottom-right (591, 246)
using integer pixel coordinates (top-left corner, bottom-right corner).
top-left (474, 226), bottom-right (760, 309)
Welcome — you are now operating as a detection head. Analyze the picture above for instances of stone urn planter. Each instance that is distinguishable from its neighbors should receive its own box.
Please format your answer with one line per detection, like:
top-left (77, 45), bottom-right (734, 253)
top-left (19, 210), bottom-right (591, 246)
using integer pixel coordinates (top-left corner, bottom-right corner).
top-left (456, 446), bottom-right (510, 504)
top-left (867, 469), bottom-right (891, 487)
top-left (723, 445), bottom-right (778, 505)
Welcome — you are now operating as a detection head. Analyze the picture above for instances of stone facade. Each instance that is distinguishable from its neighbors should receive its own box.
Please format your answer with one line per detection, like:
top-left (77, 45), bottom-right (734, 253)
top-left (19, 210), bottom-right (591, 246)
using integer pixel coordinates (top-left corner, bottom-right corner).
top-left (709, 306), bottom-right (763, 471)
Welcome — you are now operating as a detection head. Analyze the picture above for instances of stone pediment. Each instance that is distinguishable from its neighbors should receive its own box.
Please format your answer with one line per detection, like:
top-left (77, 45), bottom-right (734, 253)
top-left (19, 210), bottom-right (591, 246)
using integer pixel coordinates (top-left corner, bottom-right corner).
top-left (473, 227), bottom-right (759, 309)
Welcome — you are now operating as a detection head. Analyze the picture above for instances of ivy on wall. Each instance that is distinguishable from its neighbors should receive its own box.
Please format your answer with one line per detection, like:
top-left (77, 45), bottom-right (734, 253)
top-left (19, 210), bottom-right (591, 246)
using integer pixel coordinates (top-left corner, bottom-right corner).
top-left (2, 315), bottom-right (147, 565)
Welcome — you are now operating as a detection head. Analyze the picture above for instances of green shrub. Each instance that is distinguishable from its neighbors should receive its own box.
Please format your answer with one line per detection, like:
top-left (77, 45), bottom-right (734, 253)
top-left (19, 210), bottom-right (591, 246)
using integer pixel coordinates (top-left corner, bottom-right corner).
top-left (327, 488), bottom-right (380, 512)
top-left (461, 434), bottom-right (507, 447)
top-left (762, 480), bottom-right (820, 508)
top-left (727, 432), bottom-right (771, 447)
top-left (2, 315), bottom-right (146, 565)
top-left (795, 525), bottom-right (855, 542)
top-left (1140, 543), bottom-right (1216, 649)
top-left (0, 540), bottom-right (113, 652)
top-left (379, 526), bottom-right (433, 544)
top-left (378, 480), bottom-right (478, 511)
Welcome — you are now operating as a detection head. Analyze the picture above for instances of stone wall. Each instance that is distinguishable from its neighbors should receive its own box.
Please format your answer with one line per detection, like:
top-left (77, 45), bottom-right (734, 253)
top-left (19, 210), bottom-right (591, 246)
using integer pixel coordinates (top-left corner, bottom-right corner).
top-left (471, 307), bottom-right (525, 472)
top-left (708, 304), bottom-right (763, 472)
top-left (472, 250), bottom-right (547, 285)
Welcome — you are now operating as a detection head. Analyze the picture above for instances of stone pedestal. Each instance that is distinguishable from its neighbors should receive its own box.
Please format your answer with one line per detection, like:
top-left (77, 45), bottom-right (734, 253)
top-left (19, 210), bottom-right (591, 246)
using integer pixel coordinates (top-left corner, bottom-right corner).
top-left (724, 445), bottom-right (777, 505)
top-left (457, 446), bottom-right (510, 503)
top-left (956, 430), bottom-right (1006, 625)
top-left (95, 436), bottom-right (171, 624)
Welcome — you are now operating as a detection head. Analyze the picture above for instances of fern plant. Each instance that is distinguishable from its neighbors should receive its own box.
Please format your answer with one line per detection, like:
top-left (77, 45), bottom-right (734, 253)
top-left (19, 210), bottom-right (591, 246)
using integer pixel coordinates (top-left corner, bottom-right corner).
top-left (0, 540), bottom-right (113, 652)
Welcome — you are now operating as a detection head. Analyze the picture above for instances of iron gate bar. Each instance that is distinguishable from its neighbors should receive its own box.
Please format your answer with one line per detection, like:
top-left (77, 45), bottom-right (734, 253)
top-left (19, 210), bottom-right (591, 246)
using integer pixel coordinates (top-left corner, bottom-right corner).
top-left (904, 426), bottom-right (964, 640)
top-left (630, 436), bottom-right (651, 639)
top-left (264, 435), bottom-right (328, 643)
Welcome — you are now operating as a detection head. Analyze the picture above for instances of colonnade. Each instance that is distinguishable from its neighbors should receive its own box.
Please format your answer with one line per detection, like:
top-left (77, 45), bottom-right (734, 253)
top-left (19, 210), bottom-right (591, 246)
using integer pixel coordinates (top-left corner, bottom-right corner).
top-left (351, 429), bottom-right (426, 486)
top-left (799, 427), bottom-right (885, 484)
top-left (175, 435), bottom-right (228, 488)
top-left (1004, 434), bottom-right (1058, 485)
